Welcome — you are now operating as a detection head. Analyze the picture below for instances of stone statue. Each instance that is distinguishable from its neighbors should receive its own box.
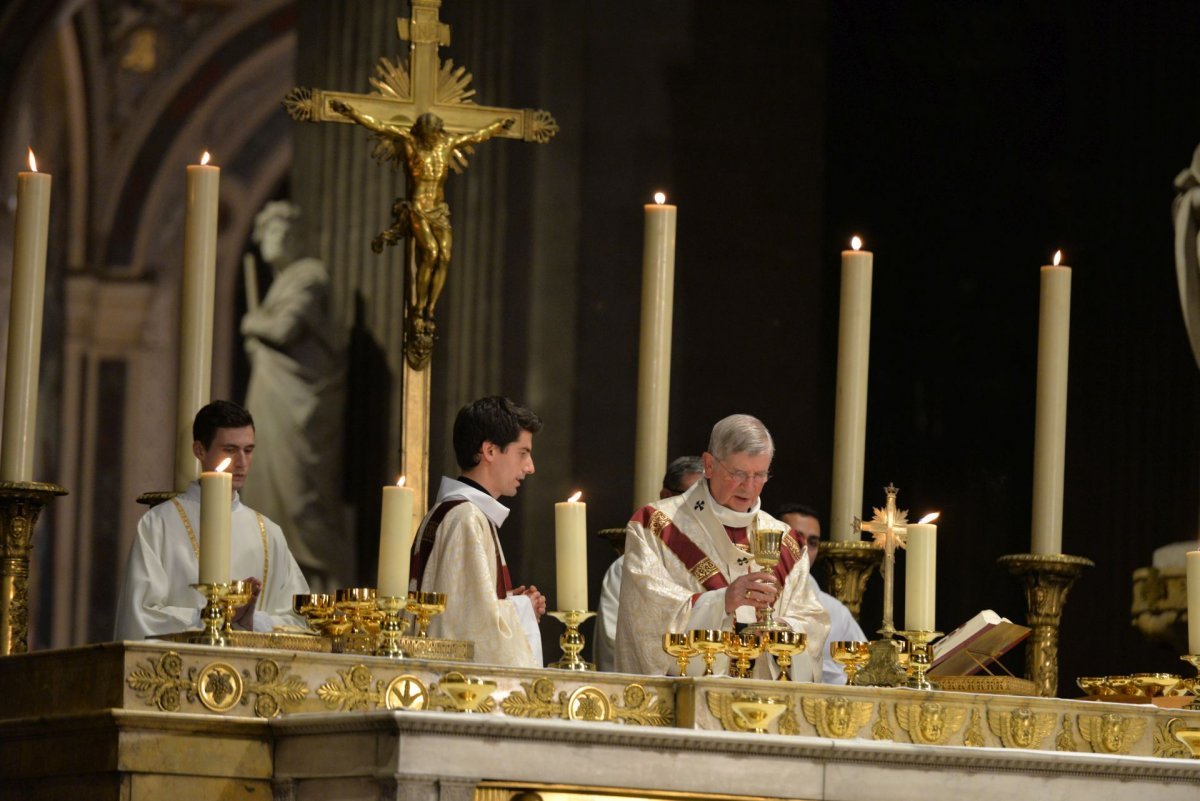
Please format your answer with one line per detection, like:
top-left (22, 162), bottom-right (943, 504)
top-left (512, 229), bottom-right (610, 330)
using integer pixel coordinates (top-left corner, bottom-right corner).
top-left (240, 201), bottom-right (350, 591)
top-left (329, 100), bottom-right (514, 328)
top-left (1172, 144), bottom-right (1200, 370)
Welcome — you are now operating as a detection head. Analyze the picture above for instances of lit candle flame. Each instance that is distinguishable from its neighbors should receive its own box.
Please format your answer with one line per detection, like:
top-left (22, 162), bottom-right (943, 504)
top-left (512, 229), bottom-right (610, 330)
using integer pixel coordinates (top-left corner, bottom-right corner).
top-left (200, 151), bottom-right (212, 166)
top-left (215, 457), bottom-right (232, 473)
top-left (396, 476), bottom-right (406, 487)
top-left (917, 512), bottom-right (939, 525)
top-left (27, 148), bottom-right (38, 173)
top-left (567, 490), bottom-right (582, 503)
top-left (850, 235), bottom-right (862, 251)
top-left (1053, 250), bottom-right (1062, 266)
top-left (653, 191), bottom-right (666, 205)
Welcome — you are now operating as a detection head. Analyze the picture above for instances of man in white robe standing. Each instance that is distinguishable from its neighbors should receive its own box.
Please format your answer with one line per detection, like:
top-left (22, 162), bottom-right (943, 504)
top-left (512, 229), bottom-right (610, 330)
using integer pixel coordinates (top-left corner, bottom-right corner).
top-left (115, 401), bottom-right (310, 639)
top-left (615, 414), bottom-right (830, 679)
top-left (409, 396), bottom-right (546, 667)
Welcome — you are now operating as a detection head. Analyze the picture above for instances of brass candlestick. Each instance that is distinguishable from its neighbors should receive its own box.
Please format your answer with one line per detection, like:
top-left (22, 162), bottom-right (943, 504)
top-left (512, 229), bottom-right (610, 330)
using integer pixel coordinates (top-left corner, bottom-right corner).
top-left (689, 629), bottom-right (726, 676)
top-left (407, 590), bottom-right (447, 638)
top-left (999, 553), bottom-right (1093, 697)
top-left (663, 632), bottom-right (698, 676)
top-left (548, 609), bottom-right (596, 670)
top-left (819, 540), bottom-right (883, 621)
top-left (190, 582), bottom-right (231, 646)
top-left (0, 480), bottom-right (67, 655)
top-left (745, 527), bottom-right (790, 633)
top-left (762, 629), bottom-right (806, 680)
top-left (1182, 655), bottom-right (1200, 711)
top-left (897, 629), bottom-right (942, 690)
top-left (375, 595), bottom-right (411, 658)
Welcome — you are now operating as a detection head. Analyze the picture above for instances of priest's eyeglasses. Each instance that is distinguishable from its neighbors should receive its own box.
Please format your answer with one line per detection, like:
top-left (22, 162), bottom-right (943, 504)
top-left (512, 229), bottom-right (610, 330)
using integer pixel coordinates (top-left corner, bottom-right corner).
top-left (715, 458), bottom-right (772, 485)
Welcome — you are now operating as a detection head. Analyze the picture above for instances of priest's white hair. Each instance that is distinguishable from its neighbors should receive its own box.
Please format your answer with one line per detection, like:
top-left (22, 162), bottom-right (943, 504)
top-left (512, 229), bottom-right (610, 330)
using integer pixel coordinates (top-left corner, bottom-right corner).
top-left (708, 414), bottom-right (774, 460)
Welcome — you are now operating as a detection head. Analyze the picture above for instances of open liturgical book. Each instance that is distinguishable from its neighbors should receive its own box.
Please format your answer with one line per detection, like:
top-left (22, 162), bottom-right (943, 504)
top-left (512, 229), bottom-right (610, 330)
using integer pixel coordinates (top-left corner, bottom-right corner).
top-left (927, 609), bottom-right (1031, 677)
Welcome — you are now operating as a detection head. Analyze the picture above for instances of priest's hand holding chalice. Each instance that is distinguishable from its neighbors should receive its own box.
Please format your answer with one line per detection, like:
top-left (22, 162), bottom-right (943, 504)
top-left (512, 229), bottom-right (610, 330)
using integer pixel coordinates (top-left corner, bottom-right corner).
top-left (741, 526), bottom-right (789, 634)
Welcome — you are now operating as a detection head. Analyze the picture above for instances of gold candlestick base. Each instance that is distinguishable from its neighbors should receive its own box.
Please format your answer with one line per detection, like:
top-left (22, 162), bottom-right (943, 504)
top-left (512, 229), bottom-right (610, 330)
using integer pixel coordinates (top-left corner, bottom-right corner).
top-left (819, 539), bottom-right (883, 621)
top-left (1181, 655), bottom-right (1200, 711)
top-left (548, 609), bottom-right (596, 670)
top-left (0, 480), bottom-right (67, 655)
top-left (190, 582), bottom-right (231, 646)
top-left (375, 595), bottom-right (411, 658)
top-left (897, 629), bottom-right (942, 690)
top-left (999, 552), bottom-right (1093, 697)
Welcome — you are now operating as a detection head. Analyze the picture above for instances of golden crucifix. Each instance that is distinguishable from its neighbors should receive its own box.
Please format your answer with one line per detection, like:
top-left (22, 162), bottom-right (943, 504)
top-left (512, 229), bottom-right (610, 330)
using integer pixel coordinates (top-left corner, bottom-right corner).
top-left (854, 483), bottom-right (909, 637)
top-left (283, 0), bottom-right (557, 521)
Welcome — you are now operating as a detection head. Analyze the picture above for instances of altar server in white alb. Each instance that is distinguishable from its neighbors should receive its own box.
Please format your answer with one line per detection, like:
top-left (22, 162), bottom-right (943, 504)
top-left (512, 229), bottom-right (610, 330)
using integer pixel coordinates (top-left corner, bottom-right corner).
top-left (409, 396), bottom-right (546, 667)
top-left (615, 414), bottom-right (830, 679)
top-left (115, 401), bottom-right (310, 640)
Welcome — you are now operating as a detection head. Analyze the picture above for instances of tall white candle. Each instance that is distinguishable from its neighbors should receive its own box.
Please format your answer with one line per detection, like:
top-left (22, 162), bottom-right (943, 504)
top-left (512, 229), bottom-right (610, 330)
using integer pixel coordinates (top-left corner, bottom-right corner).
top-left (633, 193), bottom-right (677, 509)
top-left (904, 521), bottom-right (938, 631)
top-left (175, 152), bottom-right (219, 492)
top-left (1187, 549), bottom-right (1200, 654)
top-left (377, 477), bottom-right (415, 597)
top-left (1031, 251), bottom-right (1071, 555)
top-left (198, 458), bottom-right (232, 585)
top-left (830, 236), bottom-right (873, 541)
top-left (555, 491), bottom-right (588, 611)
top-left (1, 151), bottom-right (51, 481)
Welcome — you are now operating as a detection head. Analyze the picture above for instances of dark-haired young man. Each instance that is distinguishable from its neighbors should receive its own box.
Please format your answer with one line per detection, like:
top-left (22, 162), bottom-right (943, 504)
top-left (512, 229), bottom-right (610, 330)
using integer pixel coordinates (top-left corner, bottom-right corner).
top-left (115, 401), bottom-right (310, 640)
top-left (409, 396), bottom-right (545, 667)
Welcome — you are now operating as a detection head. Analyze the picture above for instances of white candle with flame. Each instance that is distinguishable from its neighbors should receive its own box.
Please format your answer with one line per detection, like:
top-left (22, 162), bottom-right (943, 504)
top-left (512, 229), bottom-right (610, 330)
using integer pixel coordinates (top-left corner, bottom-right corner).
top-left (1187, 548), bottom-right (1200, 654)
top-left (1, 149), bottom-right (51, 481)
top-left (904, 512), bottom-right (939, 631)
top-left (175, 151), bottom-right (220, 491)
top-left (1031, 250), bottom-right (1071, 554)
top-left (830, 236), bottom-right (874, 541)
top-left (634, 192), bottom-right (677, 509)
top-left (378, 476), bottom-right (415, 597)
top-left (198, 456), bottom-right (232, 585)
top-left (555, 490), bottom-right (588, 611)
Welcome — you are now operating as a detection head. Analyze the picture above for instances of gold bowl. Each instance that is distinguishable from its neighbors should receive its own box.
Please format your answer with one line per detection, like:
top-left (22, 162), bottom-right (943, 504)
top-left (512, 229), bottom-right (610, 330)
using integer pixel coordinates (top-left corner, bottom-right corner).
top-left (830, 640), bottom-right (871, 685)
top-left (1129, 673), bottom-right (1182, 698)
top-left (688, 629), bottom-right (727, 676)
top-left (663, 632), bottom-right (697, 676)
top-left (730, 698), bottom-right (786, 734)
top-left (221, 579), bottom-right (253, 633)
top-left (407, 590), bottom-right (448, 637)
top-left (437, 673), bottom-right (497, 712)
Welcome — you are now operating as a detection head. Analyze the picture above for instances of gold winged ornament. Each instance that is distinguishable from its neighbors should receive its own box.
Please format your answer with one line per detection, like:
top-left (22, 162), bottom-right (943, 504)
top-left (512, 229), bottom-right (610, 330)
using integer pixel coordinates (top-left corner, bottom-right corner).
top-left (987, 707), bottom-right (1056, 749)
top-left (1078, 712), bottom-right (1148, 755)
top-left (895, 700), bottom-right (967, 746)
top-left (801, 696), bottom-right (873, 739)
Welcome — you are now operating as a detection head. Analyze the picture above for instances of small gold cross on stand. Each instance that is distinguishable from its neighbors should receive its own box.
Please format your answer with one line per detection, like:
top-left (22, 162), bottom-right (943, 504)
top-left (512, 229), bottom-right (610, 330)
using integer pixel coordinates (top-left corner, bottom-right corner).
top-left (850, 483), bottom-right (910, 687)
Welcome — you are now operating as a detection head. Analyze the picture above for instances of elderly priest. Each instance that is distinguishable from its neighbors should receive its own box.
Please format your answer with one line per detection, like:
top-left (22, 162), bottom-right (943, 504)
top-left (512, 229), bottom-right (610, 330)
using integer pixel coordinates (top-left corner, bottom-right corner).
top-left (615, 414), bottom-right (830, 679)
top-left (115, 401), bottom-right (310, 640)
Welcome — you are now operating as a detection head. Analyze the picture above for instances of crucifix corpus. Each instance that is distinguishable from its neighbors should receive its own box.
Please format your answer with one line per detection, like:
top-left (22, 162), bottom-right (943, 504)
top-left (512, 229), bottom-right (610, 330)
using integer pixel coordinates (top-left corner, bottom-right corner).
top-left (854, 483), bottom-right (909, 638)
top-left (283, 0), bottom-right (557, 518)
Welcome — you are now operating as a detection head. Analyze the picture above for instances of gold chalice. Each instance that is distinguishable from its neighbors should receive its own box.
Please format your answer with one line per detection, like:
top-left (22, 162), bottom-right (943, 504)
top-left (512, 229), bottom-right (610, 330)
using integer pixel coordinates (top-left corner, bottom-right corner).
top-left (663, 632), bottom-right (697, 676)
top-left (1129, 672), bottom-right (1181, 698)
top-left (220, 579), bottom-right (253, 634)
top-left (436, 672), bottom-right (497, 713)
top-left (830, 640), bottom-right (871, 686)
top-left (688, 629), bottom-right (726, 676)
top-left (723, 631), bottom-right (764, 679)
top-left (744, 528), bottom-right (789, 633)
top-left (1179, 655), bottom-right (1200, 708)
top-left (761, 629), bottom-right (807, 681)
top-left (407, 590), bottom-right (447, 638)
top-left (730, 697), bottom-right (787, 734)
top-left (335, 587), bottom-right (379, 654)
top-left (293, 592), bottom-right (333, 624)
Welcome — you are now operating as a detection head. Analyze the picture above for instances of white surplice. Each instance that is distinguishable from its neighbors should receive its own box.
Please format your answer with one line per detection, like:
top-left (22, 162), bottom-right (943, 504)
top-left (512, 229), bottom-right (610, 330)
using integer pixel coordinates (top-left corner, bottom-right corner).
top-left (411, 477), bottom-right (542, 668)
top-left (593, 555), bottom-right (623, 671)
top-left (615, 479), bottom-right (830, 680)
top-left (114, 481), bottom-right (310, 640)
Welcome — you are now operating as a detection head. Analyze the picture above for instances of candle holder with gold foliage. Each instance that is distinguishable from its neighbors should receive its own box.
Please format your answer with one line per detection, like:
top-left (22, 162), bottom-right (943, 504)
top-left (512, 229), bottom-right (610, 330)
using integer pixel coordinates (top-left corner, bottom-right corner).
top-left (407, 590), bottom-right (447, 638)
top-left (189, 582), bottom-right (231, 646)
top-left (1182, 655), bottom-right (1200, 711)
top-left (689, 629), bottom-right (725, 676)
top-left (998, 552), bottom-right (1093, 697)
top-left (723, 630), bottom-right (764, 678)
top-left (548, 609), bottom-right (596, 670)
top-left (663, 632), bottom-right (697, 676)
top-left (762, 629), bottom-right (806, 680)
top-left (375, 595), bottom-right (411, 658)
top-left (897, 629), bottom-right (942, 691)
top-left (830, 640), bottom-right (872, 685)
top-left (0, 480), bottom-right (66, 655)
top-left (818, 539), bottom-right (883, 621)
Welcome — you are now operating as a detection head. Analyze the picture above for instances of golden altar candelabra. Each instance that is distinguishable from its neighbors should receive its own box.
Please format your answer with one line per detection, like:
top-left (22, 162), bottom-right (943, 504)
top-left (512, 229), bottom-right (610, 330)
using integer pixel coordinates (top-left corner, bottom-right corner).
top-left (0, 480), bottom-right (67, 655)
top-left (998, 552), bottom-right (1093, 697)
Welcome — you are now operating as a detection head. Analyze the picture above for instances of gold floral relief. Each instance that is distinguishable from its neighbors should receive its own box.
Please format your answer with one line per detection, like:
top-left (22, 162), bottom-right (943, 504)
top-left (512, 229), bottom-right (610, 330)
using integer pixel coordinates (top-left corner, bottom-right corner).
top-left (126, 651), bottom-right (193, 712)
top-left (196, 662), bottom-right (243, 713)
top-left (871, 701), bottom-right (893, 741)
top-left (317, 664), bottom-right (384, 711)
top-left (566, 686), bottom-right (611, 722)
top-left (962, 708), bottom-right (986, 748)
top-left (244, 658), bottom-right (309, 718)
top-left (610, 683), bottom-right (672, 727)
top-left (1055, 713), bottom-right (1077, 752)
top-left (500, 677), bottom-right (563, 719)
top-left (1152, 718), bottom-right (1193, 760)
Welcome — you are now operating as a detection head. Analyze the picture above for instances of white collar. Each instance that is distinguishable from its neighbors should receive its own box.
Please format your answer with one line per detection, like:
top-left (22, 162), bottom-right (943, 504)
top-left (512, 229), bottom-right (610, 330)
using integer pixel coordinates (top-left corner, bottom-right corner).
top-left (697, 478), bottom-right (760, 528)
top-left (435, 476), bottom-right (510, 528)
top-left (182, 479), bottom-right (243, 511)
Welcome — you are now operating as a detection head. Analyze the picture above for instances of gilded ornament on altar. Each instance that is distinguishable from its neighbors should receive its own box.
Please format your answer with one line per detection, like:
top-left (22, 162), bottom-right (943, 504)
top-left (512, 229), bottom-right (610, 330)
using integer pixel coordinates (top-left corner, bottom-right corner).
top-left (1153, 718), bottom-right (1193, 760)
top-left (500, 677), bottom-right (562, 719)
top-left (196, 662), bottom-right (244, 713)
top-left (800, 696), bottom-right (872, 739)
top-left (705, 690), bottom-right (788, 734)
top-left (384, 674), bottom-right (429, 711)
top-left (317, 664), bottom-right (385, 711)
top-left (895, 700), bottom-right (967, 746)
top-left (566, 686), bottom-right (611, 722)
top-left (1077, 712), bottom-right (1148, 755)
top-left (432, 671), bottom-right (497, 713)
top-left (986, 706), bottom-right (1055, 750)
top-left (126, 650), bottom-right (192, 712)
top-left (243, 658), bottom-right (309, 718)
top-left (1055, 713), bottom-right (1077, 752)
top-left (872, 701), bottom-right (893, 740)
top-left (610, 683), bottom-right (673, 727)
top-left (963, 708), bottom-right (986, 748)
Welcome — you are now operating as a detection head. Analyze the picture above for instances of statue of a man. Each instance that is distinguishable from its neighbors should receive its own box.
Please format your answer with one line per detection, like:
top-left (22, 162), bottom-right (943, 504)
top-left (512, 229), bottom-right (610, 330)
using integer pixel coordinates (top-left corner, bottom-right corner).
top-left (241, 201), bottom-right (350, 590)
top-left (330, 100), bottom-right (514, 323)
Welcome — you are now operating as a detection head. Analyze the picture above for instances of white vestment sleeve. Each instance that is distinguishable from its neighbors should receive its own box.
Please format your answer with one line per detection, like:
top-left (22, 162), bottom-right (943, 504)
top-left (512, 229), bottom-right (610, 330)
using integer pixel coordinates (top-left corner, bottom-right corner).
top-left (508, 593), bottom-right (543, 665)
top-left (593, 557), bottom-right (623, 671)
top-left (773, 558), bottom-right (831, 682)
top-left (114, 511), bottom-right (202, 640)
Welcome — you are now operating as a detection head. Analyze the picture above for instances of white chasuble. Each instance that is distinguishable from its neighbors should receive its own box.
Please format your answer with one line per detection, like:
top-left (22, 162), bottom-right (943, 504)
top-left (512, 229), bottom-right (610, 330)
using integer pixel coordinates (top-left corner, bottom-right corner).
top-left (614, 479), bottom-right (830, 679)
top-left (411, 477), bottom-right (542, 668)
top-left (114, 481), bottom-right (310, 640)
